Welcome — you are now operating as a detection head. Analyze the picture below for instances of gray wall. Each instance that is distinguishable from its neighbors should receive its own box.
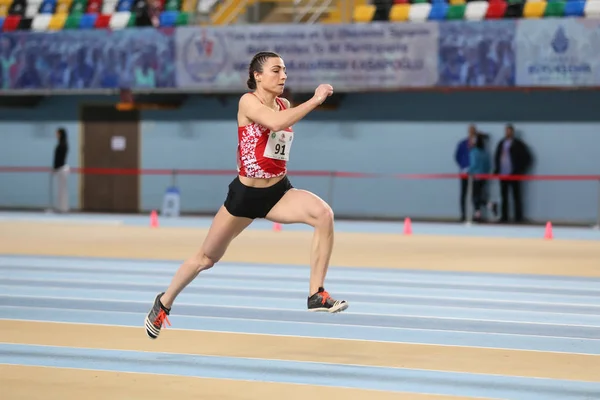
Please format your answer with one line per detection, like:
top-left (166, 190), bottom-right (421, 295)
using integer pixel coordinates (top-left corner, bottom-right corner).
top-left (1, 90), bottom-right (599, 224)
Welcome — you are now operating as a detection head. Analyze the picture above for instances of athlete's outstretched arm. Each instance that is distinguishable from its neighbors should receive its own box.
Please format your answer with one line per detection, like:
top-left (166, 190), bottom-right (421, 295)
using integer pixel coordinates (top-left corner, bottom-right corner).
top-left (241, 84), bottom-right (333, 132)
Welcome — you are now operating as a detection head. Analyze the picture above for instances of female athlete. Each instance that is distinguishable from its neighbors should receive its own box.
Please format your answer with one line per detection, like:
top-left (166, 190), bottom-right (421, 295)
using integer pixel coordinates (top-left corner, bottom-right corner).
top-left (145, 51), bottom-right (348, 340)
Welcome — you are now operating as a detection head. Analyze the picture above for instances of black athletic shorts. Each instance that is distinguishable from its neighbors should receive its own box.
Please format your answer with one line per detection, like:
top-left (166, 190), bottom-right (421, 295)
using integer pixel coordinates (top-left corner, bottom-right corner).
top-left (224, 175), bottom-right (293, 219)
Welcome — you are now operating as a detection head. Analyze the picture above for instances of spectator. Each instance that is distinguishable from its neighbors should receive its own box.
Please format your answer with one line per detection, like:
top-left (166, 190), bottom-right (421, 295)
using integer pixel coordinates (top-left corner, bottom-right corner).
top-left (134, 0), bottom-right (160, 27)
top-left (454, 124), bottom-right (477, 221)
top-left (0, 27), bottom-right (173, 90)
top-left (468, 134), bottom-right (491, 222)
top-left (134, 52), bottom-right (157, 88)
top-left (494, 124), bottom-right (532, 223)
top-left (372, 0), bottom-right (393, 21)
top-left (14, 53), bottom-right (42, 89)
top-left (53, 127), bottom-right (69, 213)
top-left (67, 49), bottom-right (94, 89)
top-left (0, 36), bottom-right (16, 90)
top-left (148, 0), bottom-right (161, 27)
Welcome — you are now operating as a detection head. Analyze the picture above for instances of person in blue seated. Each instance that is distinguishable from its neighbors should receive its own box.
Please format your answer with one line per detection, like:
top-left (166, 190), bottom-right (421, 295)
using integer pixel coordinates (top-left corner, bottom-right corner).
top-left (468, 134), bottom-right (491, 222)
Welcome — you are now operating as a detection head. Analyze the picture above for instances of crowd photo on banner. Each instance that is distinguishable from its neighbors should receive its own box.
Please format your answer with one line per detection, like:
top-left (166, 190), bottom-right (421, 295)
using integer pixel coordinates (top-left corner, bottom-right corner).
top-left (2, 19), bottom-right (599, 91)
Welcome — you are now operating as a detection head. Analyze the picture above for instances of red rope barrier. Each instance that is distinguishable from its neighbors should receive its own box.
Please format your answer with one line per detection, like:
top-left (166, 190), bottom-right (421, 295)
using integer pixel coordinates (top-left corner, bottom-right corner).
top-left (0, 166), bottom-right (599, 181)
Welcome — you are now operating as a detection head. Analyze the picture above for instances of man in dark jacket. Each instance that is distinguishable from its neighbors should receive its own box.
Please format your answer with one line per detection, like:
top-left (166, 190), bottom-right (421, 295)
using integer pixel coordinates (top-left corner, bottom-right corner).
top-left (494, 124), bottom-right (532, 223)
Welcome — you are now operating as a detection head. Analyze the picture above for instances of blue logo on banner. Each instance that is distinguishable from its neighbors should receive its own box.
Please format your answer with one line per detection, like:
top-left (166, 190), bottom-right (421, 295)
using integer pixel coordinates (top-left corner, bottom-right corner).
top-left (183, 29), bottom-right (228, 83)
top-left (516, 19), bottom-right (599, 86)
top-left (551, 27), bottom-right (568, 54)
top-left (527, 24), bottom-right (590, 77)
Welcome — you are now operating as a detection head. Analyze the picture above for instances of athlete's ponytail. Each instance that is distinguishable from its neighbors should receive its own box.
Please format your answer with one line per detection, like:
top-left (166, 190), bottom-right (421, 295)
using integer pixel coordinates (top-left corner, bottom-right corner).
top-left (247, 76), bottom-right (256, 90)
top-left (247, 51), bottom-right (281, 90)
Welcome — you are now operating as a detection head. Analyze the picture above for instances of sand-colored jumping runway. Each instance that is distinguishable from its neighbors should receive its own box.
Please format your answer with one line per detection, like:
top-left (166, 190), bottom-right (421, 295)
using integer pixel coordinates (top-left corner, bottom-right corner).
top-left (1, 215), bottom-right (599, 399)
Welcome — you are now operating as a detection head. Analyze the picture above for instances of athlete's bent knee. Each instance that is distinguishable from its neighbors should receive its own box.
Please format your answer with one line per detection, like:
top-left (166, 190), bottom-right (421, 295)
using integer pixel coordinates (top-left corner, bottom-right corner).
top-left (201, 253), bottom-right (217, 272)
top-left (189, 253), bottom-right (217, 273)
top-left (314, 203), bottom-right (334, 229)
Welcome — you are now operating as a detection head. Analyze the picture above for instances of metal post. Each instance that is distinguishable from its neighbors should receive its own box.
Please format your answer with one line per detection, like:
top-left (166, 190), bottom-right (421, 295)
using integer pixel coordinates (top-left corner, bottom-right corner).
top-left (465, 173), bottom-right (473, 226)
top-left (224, 0), bottom-right (248, 24)
top-left (46, 170), bottom-right (54, 213)
top-left (293, 0), bottom-right (299, 23)
top-left (594, 179), bottom-right (600, 230)
top-left (210, 0), bottom-right (231, 23)
top-left (327, 171), bottom-right (335, 209)
top-left (306, 0), bottom-right (333, 24)
top-left (298, 0), bottom-right (319, 23)
top-left (171, 169), bottom-right (178, 188)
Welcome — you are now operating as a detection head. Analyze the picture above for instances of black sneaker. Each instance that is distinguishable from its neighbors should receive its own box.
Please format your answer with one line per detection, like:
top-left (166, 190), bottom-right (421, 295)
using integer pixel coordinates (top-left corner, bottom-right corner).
top-left (144, 292), bottom-right (171, 339)
top-left (307, 287), bottom-right (348, 313)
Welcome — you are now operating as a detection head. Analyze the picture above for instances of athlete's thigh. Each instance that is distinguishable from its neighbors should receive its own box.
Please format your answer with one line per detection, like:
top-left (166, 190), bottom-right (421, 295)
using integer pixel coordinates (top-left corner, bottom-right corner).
top-left (265, 188), bottom-right (332, 226)
top-left (201, 205), bottom-right (253, 260)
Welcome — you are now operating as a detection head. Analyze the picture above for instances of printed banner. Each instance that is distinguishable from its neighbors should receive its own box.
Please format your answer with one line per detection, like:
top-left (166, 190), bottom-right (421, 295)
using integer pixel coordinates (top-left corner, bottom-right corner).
top-left (175, 22), bottom-right (439, 92)
top-left (438, 20), bottom-right (516, 87)
top-left (3, 19), bottom-right (600, 93)
top-left (515, 19), bottom-right (600, 86)
top-left (0, 28), bottom-right (175, 91)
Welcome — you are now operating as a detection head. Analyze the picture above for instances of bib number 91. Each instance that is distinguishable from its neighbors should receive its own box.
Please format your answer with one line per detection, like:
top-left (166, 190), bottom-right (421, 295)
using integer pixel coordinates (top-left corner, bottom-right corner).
top-left (275, 143), bottom-right (286, 156)
top-left (264, 130), bottom-right (293, 161)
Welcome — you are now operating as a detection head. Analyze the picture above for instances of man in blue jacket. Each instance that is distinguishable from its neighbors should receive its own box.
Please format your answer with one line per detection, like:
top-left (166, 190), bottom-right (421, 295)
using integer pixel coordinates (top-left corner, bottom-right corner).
top-left (455, 124), bottom-right (477, 221)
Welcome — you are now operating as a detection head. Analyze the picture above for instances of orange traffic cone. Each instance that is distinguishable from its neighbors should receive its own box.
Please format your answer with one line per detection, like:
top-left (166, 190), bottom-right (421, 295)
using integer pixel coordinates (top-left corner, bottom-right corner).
top-left (544, 221), bottom-right (553, 240)
top-left (273, 222), bottom-right (282, 232)
top-left (150, 210), bottom-right (159, 228)
top-left (403, 217), bottom-right (412, 235)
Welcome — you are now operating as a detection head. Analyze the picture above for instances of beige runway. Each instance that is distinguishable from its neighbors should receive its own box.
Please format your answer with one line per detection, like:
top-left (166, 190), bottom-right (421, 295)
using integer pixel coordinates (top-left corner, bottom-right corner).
top-left (1, 220), bottom-right (599, 399)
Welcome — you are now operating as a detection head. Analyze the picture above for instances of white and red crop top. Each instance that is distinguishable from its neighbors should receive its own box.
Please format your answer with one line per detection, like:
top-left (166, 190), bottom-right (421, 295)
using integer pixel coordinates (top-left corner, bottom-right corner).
top-left (237, 96), bottom-right (294, 179)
